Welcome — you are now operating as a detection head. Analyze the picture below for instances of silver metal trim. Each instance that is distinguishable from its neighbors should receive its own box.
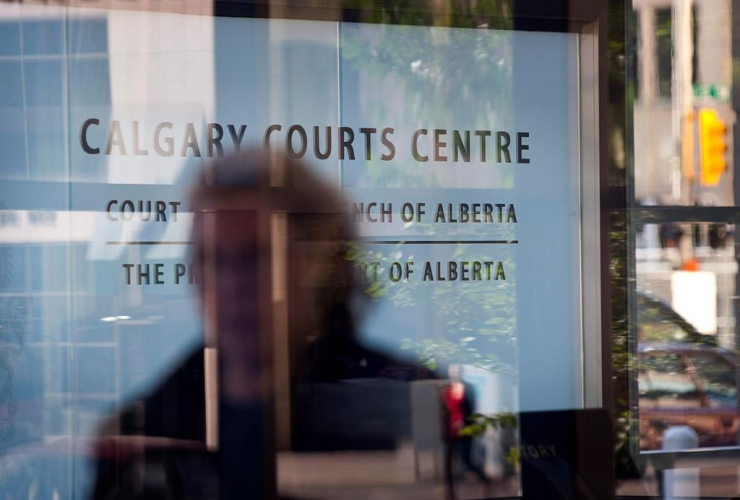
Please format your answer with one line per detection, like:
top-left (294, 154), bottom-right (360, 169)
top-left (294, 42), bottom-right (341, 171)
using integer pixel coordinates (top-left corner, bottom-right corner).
top-left (579, 21), bottom-right (603, 408)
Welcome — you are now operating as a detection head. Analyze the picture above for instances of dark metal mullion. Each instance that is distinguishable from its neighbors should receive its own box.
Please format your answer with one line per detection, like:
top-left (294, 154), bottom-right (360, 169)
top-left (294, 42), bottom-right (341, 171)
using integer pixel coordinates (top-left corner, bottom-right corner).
top-left (631, 206), bottom-right (740, 224)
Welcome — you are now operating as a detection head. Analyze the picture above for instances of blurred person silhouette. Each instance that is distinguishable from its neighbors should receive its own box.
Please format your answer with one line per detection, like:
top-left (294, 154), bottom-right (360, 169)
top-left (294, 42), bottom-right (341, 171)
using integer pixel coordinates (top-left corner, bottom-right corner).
top-left (90, 148), bottom-right (432, 500)
top-left (443, 364), bottom-right (489, 500)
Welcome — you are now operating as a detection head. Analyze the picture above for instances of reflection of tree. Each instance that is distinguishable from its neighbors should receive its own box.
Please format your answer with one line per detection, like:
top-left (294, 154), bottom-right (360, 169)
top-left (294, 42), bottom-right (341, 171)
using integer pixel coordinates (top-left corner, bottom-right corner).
top-left (349, 239), bottom-right (516, 377)
top-left (610, 3), bottom-right (640, 480)
top-left (337, 0), bottom-right (635, 480)
top-left (342, 24), bottom-right (512, 116)
top-left (341, 14), bottom-right (515, 188)
top-left (609, 211), bottom-right (637, 477)
top-left (397, 264), bottom-right (516, 376)
top-left (343, 0), bottom-right (514, 28)
top-left (338, 6), bottom-right (534, 377)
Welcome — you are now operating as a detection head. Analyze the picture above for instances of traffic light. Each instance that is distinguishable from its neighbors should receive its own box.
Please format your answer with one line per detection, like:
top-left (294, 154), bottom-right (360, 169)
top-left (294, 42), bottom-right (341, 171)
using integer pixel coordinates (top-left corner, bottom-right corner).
top-left (699, 108), bottom-right (727, 186)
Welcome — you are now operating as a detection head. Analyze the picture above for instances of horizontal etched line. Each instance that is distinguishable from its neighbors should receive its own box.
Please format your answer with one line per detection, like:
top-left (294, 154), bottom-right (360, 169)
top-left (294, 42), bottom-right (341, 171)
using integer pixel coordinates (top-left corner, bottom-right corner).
top-left (361, 240), bottom-right (518, 245)
top-left (107, 240), bottom-right (517, 245)
top-left (106, 241), bottom-right (192, 245)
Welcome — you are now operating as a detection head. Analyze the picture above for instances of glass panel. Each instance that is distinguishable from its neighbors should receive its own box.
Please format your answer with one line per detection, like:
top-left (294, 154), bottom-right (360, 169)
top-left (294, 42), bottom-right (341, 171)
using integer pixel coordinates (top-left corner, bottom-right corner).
top-left (639, 352), bottom-right (700, 411)
top-left (627, 0), bottom-right (740, 494)
top-left (687, 351), bottom-right (738, 409)
top-left (0, 2), bottom-right (595, 500)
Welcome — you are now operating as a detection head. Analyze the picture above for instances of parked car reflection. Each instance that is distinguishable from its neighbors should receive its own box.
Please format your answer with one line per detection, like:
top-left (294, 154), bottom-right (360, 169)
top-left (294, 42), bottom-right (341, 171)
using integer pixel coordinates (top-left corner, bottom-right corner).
top-left (638, 343), bottom-right (740, 450)
top-left (637, 292), bottom-right (715, 346)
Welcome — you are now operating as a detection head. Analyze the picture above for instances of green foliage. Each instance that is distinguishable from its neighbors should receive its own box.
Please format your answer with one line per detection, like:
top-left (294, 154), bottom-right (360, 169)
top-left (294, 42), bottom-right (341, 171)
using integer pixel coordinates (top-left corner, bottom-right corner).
top-left (458, 411), bottom-right (517, 437)
top-left (394, 243), bottom-right (516, 374)
top-left (347, 233), bottom-right (517, 375)
top-left (504, 446), bottom-right (520, 466)
top-left (340, 9), bottom-right (516, 188)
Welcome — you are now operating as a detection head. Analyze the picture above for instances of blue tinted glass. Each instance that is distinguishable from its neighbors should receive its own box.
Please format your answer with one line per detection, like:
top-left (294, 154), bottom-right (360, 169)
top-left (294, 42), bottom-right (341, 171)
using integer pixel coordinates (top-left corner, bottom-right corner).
top-left (10, 346), bottom-right (46, 439)
top-left (68, 17), bottom-right (108, 54)
top-left (0, 61), bottom-right (23, 108)
top-left (24, 60), bottom-right (66, 179)
top-left (0, 20), bottom-right (21, 56)
top-left (72, 295), bottom-right (116, 344)
top-left (22, 19), bottom-right (63, 55)
top-left (67, 57), bottom-right (111, 107)
top-left (74, 346), bottom-right (116, 394)
top-left (30, 244), bottom-right (69, 292)
top-left (0, 244), bottom-right (27, 291)
top-left (24, 59), bottom-right (63, 106)
top-left (0, 61), bottom-right (27, 178)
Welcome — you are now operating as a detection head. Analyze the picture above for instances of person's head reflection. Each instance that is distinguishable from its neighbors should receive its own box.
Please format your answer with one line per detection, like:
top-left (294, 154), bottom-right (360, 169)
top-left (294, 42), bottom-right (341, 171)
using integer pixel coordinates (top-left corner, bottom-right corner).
top-left (190, 148), bottom-right (356, 404)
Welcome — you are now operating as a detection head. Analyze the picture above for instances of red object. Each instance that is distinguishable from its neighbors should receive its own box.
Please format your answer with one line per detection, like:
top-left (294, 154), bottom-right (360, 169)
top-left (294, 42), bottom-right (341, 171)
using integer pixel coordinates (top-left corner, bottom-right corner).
top-left (682, 259), bottom-right (700, 271)
top-left (444, 384), bottom-right (465, 436)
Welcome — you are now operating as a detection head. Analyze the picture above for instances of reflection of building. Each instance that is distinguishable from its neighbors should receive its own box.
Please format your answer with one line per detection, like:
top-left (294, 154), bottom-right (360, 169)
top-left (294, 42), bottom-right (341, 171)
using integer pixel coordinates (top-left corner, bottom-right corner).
top-left (634, 0), bottom-right (734, 205)
top-left (0, 7), bottom-right (208, 491)
top-left (634, 0), bottom-right (739, 349)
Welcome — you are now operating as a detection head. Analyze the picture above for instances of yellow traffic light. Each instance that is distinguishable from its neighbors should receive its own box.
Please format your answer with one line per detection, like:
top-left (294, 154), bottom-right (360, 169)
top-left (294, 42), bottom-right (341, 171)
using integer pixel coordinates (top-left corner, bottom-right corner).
top-left (699, 108), bottom-right (727, 186)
